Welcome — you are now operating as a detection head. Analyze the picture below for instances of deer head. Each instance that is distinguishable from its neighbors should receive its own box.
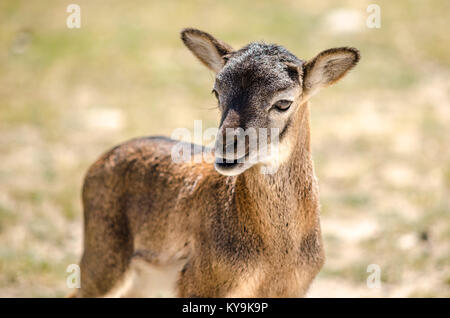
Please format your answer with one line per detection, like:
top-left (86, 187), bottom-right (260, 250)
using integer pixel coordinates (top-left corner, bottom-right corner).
top-left (181, 28), bottom-right (360, 176)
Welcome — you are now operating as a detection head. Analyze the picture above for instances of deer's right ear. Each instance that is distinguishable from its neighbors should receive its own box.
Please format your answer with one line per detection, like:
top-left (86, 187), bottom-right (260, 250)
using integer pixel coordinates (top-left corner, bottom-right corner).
top-left (181, 28), bottom-right (233, 73)
top-left (302, 47), bottom-right (360, 98)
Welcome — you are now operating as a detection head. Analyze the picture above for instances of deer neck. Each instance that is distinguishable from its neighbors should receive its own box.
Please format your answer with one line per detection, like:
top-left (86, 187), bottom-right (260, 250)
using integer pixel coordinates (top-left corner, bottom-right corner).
top-left (235, 102), bottom-right (319, 228)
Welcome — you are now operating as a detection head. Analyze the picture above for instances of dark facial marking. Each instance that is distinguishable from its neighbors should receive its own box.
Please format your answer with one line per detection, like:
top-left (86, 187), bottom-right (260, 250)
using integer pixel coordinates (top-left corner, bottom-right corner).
top-left (279, 116), bottom-right (293, 141)
top-left (215, 42), bottom-right (303, 114)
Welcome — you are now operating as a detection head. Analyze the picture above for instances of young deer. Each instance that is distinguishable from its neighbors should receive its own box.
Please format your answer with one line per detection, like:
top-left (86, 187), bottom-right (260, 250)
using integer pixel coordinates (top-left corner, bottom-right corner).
top-left (73, 28), bottom-right (360, 297)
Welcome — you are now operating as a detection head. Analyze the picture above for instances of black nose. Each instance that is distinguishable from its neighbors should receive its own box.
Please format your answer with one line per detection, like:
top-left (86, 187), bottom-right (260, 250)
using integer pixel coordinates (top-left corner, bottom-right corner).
top-left (223, 134), bottom-right (238, 155)
top-left (216, 130), bottom-right (238, 159)
top-left (215, 127), bottom-right (253, 161)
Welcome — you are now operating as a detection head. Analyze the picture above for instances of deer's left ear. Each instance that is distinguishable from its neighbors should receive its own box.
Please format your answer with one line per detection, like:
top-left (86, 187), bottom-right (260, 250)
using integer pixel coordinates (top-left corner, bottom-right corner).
top-left (181, 28), bottom-right (234, 73)
top-left (302, 47), bottom-right (360, 97)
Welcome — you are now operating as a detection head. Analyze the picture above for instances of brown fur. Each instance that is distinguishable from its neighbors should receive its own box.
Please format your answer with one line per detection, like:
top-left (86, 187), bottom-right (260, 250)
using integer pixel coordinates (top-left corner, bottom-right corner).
top-left (72, 29), bottom-right (359, 297)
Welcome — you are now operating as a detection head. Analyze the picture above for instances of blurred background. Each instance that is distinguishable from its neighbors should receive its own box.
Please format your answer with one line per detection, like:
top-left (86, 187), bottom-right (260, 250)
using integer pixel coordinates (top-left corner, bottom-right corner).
top-left (0, 0), bottom-right (449, 297)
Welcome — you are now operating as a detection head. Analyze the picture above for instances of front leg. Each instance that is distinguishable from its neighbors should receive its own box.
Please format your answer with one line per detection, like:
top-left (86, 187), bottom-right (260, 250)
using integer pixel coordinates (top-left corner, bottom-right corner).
top-left (177, 258), bottom-right (260, 298)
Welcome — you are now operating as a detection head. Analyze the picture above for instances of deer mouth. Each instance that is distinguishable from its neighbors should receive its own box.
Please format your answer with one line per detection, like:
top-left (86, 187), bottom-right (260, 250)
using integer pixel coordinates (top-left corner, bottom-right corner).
top-left (215, 157), bottom-right (244, 168)
top-left (214, 153), bottom-right (252, 176)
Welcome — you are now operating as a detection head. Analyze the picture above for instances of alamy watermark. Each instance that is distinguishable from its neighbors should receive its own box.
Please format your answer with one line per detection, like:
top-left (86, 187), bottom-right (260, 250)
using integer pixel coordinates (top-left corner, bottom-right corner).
top-left (170, 120), bottom-right (282, 175)
top-left (66, 4), bottom-right (81, 29)
top-left (66, 264), bottom-right (80, 288)
top-left (366, 264), bottom-right (382, 289)
top-left (366, 4), bottom-right (381, 29)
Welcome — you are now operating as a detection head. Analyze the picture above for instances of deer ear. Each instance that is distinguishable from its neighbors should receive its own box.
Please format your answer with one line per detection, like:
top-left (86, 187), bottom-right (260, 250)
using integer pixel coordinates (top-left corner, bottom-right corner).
top-left (302, 47), bottom-right (360, 97)
top-left (181, 28), bottom-right (233, 73)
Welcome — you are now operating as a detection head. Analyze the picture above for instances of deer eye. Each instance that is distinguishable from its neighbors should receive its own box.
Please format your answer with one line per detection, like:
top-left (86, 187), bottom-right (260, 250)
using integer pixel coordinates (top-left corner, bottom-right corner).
top-left (272, 100), bottom-right (292, 112)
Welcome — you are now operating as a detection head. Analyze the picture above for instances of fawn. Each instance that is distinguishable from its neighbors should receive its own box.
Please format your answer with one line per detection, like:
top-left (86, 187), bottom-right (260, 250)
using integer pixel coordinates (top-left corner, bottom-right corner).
top-left (73, 28), bottom-right (360, 297)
